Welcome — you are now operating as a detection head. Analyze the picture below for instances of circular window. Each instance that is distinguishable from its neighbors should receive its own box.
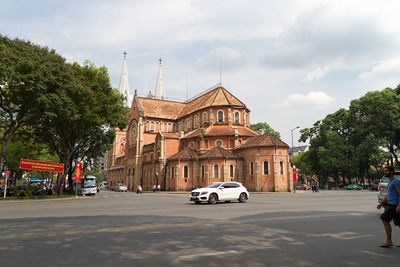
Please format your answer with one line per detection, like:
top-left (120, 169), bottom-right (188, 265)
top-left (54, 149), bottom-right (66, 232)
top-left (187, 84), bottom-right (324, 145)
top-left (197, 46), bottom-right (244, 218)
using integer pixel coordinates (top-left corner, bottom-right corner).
top-left (215, 140), bottom-right (223, 147)
top-left (189, 142), bottom-right (195, 149)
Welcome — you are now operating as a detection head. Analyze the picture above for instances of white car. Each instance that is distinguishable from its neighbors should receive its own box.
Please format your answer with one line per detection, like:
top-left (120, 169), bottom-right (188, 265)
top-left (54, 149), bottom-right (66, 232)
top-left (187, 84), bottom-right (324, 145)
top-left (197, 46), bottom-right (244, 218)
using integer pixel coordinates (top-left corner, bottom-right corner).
top-left (190, 182), bottom-right (249, 204)
top-left (115, 183), bottom-right (128, 192)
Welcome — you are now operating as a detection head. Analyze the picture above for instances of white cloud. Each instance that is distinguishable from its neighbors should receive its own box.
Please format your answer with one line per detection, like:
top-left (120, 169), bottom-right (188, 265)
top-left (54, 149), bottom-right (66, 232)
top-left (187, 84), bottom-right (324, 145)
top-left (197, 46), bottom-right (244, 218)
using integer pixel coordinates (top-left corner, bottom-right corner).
top-left (195, 46), bottom-right (246, 70)
top-left (274, 91), bottom-right (336, 110)
top-left (359, 58), bottom-right (400, 79)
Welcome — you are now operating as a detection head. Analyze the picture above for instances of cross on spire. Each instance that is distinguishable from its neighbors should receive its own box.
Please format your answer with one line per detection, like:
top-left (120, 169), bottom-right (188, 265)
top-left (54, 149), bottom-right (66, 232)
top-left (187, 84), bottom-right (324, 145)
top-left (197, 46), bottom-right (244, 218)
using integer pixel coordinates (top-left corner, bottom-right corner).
top-left (159, 58), bottom-right (162, 65)
top-left (123, 51), bottom-right (128, 59)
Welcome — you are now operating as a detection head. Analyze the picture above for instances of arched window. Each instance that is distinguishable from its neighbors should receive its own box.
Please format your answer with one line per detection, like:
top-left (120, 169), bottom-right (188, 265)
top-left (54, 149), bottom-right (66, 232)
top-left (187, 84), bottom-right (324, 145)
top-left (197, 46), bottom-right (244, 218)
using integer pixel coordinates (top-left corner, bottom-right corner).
top-left (214, 164), bottom-right (219, 178)
top-left (244, 113), bottom-right (248, 126)
top-left (201, 165), bottom-right (205, 179)
top-left (263, 161), bottom-right (269, 175)
top-left (230, 164), bottom-right (234, 177)
top-left (203, 112), bottom-right (208, 124)
top-left (217, 110), bottom-right (224, 123)
top-left (187, 119), bottom-right (190, 131)
top-left (150, 121), bottom-right (155, 132)
top-left (131, 123), bottom-right (136, 141)
top-left (194, 115), bottom-right (198, 128)
top-left (234, 111), bottom-right (240, 123)
top-left (280, 161), bottom-right (284, 175)
top-left (171, 166), bottom-right (175, 179)
top-left (183, 166), bottom-right (189, 178)
top-left (215, 140), bottom-right (223, 147)
top-left (250, 161), bottom-right (254, 176)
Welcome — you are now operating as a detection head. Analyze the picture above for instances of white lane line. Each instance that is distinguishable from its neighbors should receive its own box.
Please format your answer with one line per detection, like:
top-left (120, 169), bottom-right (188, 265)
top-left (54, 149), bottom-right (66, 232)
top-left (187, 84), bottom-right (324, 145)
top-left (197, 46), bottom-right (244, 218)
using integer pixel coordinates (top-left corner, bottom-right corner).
top-left (178, 250), bottom-right (239, 261)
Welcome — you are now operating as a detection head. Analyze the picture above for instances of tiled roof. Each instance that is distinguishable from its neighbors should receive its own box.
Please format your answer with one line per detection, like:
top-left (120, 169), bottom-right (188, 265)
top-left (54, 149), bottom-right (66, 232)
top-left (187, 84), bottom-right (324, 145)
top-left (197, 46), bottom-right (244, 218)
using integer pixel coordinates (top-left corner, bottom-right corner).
top-left (199, 146), bottom-right (237, 159)
top-left (177, 87), bottom-right (246, 119)
top-left (182, 125), bottom-right (258, 139)
top-left (235, 126), bottom-right (258, 136)
top-left (168, 148), bottom-right (199, 161)
top-left (181, 128), bottom-right (203, 139)
top-left (162, 132), bottom-right (180, 139)
top-left (235, 134), bottom-right (289, 150)
top-left (138, 97), bottom-right (185, 120)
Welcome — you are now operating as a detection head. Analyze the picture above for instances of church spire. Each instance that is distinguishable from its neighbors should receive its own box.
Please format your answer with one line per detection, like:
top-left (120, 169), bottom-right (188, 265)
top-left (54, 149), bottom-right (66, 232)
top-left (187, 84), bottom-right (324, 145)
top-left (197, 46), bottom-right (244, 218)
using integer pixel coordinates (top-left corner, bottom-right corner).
top-left (154, 58), bottom-right (165, 99)
top-left (118, 51), bottom-right (132, 107)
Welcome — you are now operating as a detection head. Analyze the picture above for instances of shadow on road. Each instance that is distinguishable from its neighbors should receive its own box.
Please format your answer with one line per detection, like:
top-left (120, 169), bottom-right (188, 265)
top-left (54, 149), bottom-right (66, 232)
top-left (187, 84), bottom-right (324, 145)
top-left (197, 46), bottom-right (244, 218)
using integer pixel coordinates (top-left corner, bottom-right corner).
top-left (0, 210), bottom-right (398, 267)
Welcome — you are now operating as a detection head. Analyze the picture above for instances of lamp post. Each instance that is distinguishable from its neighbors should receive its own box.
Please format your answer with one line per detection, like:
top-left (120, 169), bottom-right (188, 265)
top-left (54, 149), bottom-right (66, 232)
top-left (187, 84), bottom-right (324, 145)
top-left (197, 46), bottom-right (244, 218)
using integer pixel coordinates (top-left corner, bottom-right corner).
top-left (291, 126), bottom-right (300, 193)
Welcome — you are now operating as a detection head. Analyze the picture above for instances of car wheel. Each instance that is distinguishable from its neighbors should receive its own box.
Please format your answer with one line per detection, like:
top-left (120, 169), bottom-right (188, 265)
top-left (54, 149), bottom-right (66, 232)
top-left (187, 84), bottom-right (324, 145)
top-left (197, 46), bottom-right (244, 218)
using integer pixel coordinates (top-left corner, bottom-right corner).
top-left (208, 193), bottom-right (218, 204)
top-left (239, 193), bottom-right (248, 203)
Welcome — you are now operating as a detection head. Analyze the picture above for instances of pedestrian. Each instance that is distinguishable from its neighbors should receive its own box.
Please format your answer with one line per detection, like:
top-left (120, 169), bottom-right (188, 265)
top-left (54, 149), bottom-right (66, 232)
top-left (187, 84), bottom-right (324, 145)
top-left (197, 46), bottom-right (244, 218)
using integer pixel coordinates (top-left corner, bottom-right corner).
top-left (311, 184), bottom-right (315, 193)
top-left (377, 166), bottom-right (400, 247)
top-left (157, 184), bottom-right (161, 192)
top-left (136, 184), bottom-right (142, 194)
top-left (316, 185), bottom-right (319, 193)
top-left (192, 184), bottom-right (196, 191)
top-left (152, 185), bottom-right (156, 193)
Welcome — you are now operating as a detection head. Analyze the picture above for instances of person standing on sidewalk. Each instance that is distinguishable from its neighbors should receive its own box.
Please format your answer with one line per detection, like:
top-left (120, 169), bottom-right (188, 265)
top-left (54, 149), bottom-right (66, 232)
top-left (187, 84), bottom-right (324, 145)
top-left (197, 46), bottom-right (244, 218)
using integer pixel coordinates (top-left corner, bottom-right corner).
top-left (377, 166), bottom-right (400, 247)
top-left (152, 184), bottom-right (156, 193)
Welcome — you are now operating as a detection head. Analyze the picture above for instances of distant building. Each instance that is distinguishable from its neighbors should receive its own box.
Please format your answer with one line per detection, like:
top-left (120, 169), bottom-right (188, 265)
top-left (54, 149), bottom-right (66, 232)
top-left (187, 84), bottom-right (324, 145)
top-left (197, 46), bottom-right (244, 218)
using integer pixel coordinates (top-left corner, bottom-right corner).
top-left (106, 56), bottom-right (293, 192)
top-left (288, 145), bottom-right (310, 158)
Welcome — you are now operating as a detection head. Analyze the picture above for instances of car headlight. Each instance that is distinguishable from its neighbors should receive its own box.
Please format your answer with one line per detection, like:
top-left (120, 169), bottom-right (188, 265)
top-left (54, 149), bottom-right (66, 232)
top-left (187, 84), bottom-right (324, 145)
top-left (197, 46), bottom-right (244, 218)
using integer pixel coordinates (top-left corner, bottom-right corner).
top-left (200, 191), bottom-right (208, 195)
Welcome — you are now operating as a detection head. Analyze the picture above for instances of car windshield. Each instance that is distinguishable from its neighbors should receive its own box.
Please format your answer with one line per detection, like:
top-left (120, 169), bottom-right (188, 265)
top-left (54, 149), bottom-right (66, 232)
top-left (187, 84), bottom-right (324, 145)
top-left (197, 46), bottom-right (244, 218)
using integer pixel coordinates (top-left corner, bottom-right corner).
top-left (205, 182), bottom-right (223, 188)
top-left (83, 179), bottom-right (96, 188)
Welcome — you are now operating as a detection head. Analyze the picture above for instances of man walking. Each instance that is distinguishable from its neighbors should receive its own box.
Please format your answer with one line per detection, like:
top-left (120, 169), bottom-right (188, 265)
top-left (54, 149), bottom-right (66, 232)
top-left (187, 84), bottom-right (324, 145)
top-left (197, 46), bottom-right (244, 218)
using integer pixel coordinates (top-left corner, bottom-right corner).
top-left (377, 166), bottom-right (400, 247)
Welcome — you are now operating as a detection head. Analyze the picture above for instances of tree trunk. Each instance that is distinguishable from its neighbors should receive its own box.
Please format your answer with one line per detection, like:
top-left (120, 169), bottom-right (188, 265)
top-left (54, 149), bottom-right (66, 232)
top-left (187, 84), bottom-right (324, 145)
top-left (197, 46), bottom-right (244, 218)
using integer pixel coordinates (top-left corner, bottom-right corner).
top-left (56, 159), bottom-right (71, 195)
top-left (67, 158), bottom-right (74, 191)
top-left (0, 128), bottom-right (16, 172)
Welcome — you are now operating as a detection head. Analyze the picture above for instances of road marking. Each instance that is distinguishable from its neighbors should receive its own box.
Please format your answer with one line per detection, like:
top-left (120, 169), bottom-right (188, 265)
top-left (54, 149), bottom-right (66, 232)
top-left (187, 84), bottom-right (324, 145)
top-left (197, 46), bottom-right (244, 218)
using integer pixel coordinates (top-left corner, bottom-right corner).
top-left (178, 250), bottom-right (239, 261)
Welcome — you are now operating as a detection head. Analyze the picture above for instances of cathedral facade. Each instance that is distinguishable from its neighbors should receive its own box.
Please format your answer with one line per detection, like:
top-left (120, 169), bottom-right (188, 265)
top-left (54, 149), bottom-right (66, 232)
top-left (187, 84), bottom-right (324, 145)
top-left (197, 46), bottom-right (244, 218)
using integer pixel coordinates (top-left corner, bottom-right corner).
top-left (106, 57), bottom-right (293, 192)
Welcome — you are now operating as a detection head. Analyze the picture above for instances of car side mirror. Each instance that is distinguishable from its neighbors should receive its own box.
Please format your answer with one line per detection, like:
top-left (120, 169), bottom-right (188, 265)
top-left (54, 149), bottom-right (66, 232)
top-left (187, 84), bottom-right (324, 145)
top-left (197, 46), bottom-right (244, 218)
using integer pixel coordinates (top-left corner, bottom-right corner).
top-left (220, 187), bottom-right (224, 190)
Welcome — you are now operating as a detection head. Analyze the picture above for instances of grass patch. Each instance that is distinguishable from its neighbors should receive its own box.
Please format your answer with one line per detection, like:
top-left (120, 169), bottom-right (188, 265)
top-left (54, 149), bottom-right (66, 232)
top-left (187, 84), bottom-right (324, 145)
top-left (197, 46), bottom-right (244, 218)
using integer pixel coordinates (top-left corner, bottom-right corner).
top-left (0, 195), bottom-right (71, 200)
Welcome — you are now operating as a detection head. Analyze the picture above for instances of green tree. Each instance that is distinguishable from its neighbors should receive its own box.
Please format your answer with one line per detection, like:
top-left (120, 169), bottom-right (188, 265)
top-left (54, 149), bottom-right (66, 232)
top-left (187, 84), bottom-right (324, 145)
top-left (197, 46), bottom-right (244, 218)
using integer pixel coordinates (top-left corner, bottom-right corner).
top-left (0, 35), bottom-right (70, 172)
top-left (250, 122), bottom-right (281, 138)
top-left (349, 88), bottom-right (400, 167)
top-left (36, 61), bottom-right (129, 194)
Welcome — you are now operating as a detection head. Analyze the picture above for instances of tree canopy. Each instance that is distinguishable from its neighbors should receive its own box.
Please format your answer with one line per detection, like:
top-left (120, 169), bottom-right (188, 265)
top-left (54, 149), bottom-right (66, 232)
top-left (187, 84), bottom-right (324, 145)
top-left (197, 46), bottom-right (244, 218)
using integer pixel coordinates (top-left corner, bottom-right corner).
top-left (0, 35), bottom-right (129, 194)
top-left (298, 86), bottom-right (400, 185)
top-left (250, 122), bottom-right (281, 138)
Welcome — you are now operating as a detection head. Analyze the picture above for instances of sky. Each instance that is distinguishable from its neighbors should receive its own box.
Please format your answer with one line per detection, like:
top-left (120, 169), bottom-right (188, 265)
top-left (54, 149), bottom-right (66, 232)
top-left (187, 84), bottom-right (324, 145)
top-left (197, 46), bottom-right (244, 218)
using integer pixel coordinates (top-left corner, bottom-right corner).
top-left (2, 0), bottom-right (400, 145)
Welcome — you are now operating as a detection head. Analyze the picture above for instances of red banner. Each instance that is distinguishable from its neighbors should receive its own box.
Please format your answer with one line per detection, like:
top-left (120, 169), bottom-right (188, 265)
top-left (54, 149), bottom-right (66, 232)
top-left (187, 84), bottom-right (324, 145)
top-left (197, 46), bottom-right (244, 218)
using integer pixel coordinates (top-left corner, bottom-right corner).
top-left (5, 170), bottom-right (10, 178)
top-left (19, 159), bottom-right (64, 172)
top-left (293, 168), bottom-right (297, 183)
top-left (75, 162), bottom-right (81, 182)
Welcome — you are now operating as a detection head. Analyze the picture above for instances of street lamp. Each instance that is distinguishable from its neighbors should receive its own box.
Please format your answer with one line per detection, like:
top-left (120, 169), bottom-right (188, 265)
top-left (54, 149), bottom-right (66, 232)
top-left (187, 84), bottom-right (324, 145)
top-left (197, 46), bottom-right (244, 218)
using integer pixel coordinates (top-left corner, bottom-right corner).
top-left (291, 126), bottom-right (300, 193)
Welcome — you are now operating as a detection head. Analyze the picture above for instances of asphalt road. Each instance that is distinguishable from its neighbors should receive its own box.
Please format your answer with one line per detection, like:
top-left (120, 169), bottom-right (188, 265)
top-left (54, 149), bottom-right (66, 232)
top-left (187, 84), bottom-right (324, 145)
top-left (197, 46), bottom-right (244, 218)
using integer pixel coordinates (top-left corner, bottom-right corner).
top-left (0, 190), bottom-right (399, 267)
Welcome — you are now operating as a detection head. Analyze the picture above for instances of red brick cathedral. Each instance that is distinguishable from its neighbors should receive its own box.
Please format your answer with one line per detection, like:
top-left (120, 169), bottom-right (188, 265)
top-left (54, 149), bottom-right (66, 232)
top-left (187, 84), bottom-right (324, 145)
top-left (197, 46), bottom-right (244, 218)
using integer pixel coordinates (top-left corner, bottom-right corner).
top-left (107, 57), bottom-right (293, 192)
